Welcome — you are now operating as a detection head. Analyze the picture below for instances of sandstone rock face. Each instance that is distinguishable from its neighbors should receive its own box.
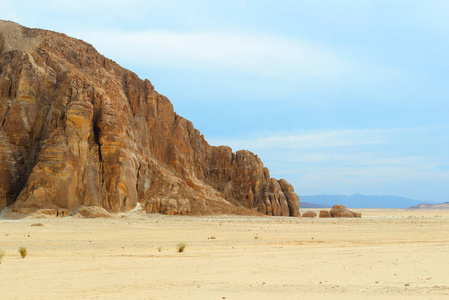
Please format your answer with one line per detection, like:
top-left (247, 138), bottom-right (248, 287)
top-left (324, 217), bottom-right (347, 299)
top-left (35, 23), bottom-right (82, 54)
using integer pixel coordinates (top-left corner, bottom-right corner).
top-left (302, 211), bottom-right (317, 218)
top-left (329, 205), bottom-right (361, 218)
top-left (0, 21), bottom-right (300, 216)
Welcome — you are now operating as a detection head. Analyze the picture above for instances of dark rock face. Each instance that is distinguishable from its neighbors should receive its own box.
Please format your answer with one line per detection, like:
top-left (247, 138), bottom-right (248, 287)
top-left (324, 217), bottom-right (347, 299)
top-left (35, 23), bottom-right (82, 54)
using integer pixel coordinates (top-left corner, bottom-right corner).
top-left (0, 21), bottom-right (300, 216)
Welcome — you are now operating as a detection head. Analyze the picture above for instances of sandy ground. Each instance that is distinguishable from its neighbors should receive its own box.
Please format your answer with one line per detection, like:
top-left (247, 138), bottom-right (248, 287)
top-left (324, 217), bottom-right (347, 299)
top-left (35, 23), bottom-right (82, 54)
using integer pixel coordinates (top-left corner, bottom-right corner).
top-left (1, 208), bottom-right (449, 299)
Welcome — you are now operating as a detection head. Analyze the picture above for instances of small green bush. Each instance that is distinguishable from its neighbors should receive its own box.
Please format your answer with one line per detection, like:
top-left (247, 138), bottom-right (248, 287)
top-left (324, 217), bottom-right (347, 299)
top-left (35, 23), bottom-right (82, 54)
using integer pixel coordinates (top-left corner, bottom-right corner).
top-left (177, 242), bottom-right (186, 253)
top-left (19, 247), bottom-right (27, 258)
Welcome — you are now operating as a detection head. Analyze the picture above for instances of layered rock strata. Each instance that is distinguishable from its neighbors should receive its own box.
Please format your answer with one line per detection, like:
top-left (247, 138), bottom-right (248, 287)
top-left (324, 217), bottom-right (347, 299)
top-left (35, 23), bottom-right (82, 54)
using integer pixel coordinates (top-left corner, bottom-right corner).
top-left (0, 21), bottom-right (300, 216)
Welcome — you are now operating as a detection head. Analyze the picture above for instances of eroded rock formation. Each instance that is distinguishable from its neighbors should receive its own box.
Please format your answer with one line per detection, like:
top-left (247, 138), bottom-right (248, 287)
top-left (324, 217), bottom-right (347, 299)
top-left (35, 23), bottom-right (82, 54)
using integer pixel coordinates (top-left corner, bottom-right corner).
top-left (0, 21), bottom-right (300, 216)
top-left (328, 205), bottom-right (361, 218)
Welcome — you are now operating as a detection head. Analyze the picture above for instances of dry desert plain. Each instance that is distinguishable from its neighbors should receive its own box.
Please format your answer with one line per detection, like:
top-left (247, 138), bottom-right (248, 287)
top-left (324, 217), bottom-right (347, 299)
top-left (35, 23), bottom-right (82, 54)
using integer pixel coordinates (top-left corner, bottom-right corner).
top-left (1, 208), bottom-right (449, 299)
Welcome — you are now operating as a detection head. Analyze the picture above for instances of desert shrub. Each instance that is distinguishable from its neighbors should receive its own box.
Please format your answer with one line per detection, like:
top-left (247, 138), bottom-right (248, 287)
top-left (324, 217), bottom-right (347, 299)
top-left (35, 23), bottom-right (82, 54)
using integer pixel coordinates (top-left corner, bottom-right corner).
top-left (177, 242), bottom-right (186, 253)
top-left (157, 246), bottom-right (162, 252)
top-left (19, 247), bottom-right (27, 258)
top-left (0, 250), bottom-right (5, 263)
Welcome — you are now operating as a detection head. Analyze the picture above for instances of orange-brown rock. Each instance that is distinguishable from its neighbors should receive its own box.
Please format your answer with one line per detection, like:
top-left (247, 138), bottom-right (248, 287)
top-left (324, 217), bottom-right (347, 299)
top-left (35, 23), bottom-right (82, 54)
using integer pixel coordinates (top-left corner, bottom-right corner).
top-left (302, 211), bottom-right (317, 218)
top-left (319, 210), bottom-right (332, 218)
top-left (0, 21), bottom-right (300, 216)
top-left (74, 206), bottom-right (113, 218)
top-left (329, 205), bottom-right (361, 218)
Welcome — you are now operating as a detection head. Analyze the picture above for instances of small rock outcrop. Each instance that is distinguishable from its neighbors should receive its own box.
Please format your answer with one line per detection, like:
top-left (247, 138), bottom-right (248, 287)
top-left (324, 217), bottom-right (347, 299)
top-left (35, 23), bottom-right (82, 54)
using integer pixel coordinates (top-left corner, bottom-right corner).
top-left (319, 210), bottom-right (332, 218)
top-left (302, 211), bottom-right (317, 218)
top-left (329, 205), bottom-right (361, 218)
top-left (74, 206), bottom-right (113, 218)
top-left (0, 21), bottom-right (300, 216)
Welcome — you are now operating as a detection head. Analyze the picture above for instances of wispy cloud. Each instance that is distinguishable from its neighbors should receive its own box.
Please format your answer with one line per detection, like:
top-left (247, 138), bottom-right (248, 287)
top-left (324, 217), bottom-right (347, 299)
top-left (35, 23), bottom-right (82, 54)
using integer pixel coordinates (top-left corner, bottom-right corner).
top-left (73, 30), bottom-right (398, 82)
top-left (208, 126), bottom-right (449, 151)
top-left (208, 126), bottom-right (449, 201)
top-left (207, 127), bottom-right (421, 151)
top-left (293, 164), bottom-right (449, 200)
top-left (269, 152), bottom-right (429, 167)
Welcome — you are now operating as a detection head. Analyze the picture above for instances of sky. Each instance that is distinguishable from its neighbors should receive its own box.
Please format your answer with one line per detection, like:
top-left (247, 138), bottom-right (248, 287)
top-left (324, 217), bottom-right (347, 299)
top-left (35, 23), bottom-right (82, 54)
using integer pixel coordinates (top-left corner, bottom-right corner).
top-left (1, 0), bottom-right (448, 202)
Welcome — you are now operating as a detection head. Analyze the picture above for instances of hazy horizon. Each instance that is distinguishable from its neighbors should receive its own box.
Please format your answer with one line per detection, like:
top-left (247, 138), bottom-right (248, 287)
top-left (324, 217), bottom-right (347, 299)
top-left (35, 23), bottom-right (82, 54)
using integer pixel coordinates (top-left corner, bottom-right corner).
top-left (2, 1), bottom-right (448, 203)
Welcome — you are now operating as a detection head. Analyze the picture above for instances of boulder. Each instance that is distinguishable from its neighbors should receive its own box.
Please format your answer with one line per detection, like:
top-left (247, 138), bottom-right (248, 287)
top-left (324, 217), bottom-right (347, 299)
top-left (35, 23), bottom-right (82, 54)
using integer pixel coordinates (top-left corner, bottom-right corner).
top-left (74, 206), bottom-right (113, 218)
top-left (302, 211), bottom-right (317, 218)
top-left (329, 205), bottom-right (362, 218)
top-left (319, 210), bottom-right (332, 218)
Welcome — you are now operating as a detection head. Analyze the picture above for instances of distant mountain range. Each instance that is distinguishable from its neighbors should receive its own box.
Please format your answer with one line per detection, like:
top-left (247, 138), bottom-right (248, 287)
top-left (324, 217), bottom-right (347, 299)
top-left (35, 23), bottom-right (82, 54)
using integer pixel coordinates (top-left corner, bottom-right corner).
top-left (300, 194), bottom-right (439, 209)
top-left (408, 202), bottom-right (449, 210)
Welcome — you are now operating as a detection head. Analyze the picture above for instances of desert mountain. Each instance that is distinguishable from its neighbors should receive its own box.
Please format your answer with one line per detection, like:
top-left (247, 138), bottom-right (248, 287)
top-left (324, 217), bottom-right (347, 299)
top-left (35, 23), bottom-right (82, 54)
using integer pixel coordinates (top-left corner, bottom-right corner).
top-left (0, 21), bottom-right (300, 217)
top-left (408, 202), bottom-right (449, 210)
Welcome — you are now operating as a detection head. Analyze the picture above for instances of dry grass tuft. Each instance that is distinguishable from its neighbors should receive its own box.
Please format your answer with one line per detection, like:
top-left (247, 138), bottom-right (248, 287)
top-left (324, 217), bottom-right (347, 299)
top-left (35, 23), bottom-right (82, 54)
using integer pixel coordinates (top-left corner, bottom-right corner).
top-left (19, 247), bottom-right (27, 258)
top-left (177, 242), bottom-right (186, 253)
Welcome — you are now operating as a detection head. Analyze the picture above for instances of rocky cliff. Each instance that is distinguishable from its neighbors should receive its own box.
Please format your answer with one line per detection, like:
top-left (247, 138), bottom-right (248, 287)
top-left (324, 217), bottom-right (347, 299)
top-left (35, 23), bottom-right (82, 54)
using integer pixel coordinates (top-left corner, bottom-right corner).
top-left (0, 21), bottom-right (300, 216)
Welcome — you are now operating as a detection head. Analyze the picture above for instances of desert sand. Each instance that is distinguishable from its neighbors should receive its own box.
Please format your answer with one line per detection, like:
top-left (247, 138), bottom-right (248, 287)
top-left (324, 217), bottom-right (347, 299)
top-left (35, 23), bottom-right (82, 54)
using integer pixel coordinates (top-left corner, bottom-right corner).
top-left (1, 209), bottom-right (449, 299)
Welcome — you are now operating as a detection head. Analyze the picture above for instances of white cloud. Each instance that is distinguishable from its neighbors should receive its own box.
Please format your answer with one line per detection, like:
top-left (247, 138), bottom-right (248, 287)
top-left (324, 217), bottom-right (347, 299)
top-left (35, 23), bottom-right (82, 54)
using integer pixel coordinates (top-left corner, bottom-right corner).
top-left (271, 150), bottom-right (449, 201)
top-left (208, 126), bottom-right (449, 151)
top-left (72, 30), bottom-right (397, 82)
top-left (208, 128), bottom-right (390, 150)
top-left (207, 126), bottom-right (449, 201)
top-left (269, 152), bottom-right (428, 167)
top-left (293, 164), bottom-right (449, 200)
